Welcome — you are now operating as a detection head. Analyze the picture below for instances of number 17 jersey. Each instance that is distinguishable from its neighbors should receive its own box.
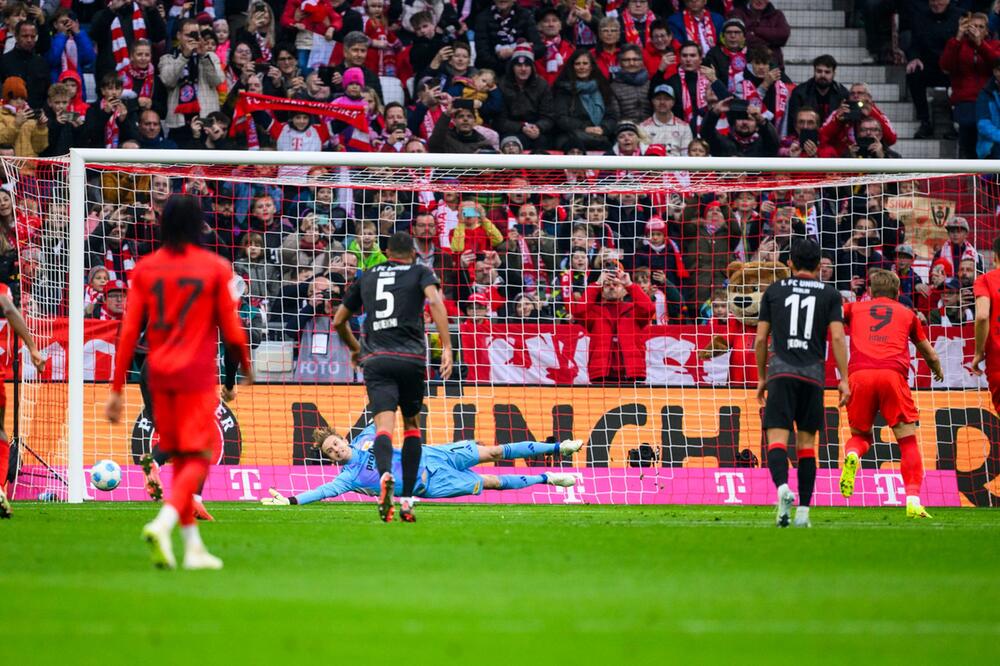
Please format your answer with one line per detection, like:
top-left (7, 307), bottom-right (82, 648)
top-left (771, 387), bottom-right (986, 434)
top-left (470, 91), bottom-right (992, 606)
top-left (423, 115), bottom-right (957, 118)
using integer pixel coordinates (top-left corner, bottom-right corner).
top-left (343, 259), bottom-right (440, 364)
top-left (758, 276), bottom-right (843, 385)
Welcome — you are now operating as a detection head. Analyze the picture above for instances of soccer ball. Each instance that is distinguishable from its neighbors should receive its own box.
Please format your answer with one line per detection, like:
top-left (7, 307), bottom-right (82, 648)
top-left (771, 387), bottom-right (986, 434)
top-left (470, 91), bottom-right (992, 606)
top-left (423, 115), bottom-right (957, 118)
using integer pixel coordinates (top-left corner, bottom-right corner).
top-left (90, 460), bottom-right (122, 491)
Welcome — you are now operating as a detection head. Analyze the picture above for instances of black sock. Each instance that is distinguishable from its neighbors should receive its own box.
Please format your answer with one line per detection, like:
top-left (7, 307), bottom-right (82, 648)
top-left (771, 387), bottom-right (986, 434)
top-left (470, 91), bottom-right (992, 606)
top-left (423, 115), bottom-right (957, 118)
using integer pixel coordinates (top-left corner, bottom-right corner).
top-left (401, 432), bottom-right (422, 497)
top-left (290, 496), bottom-right (299, 505)
top-left (373, 433), bottom-right (393, 477)
top-left (767, 447), bottom-right (789, 487)
top-left (798, 456), bottom-right (817, 506)
top-left (151, 446), bottom-right (170, 466)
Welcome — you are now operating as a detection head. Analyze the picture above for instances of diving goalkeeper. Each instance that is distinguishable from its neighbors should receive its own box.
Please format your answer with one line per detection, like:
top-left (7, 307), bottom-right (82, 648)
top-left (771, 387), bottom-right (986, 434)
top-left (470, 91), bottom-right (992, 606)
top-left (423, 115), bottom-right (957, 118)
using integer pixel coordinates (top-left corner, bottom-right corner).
top-left (262, 425), bottom-right (583, 505)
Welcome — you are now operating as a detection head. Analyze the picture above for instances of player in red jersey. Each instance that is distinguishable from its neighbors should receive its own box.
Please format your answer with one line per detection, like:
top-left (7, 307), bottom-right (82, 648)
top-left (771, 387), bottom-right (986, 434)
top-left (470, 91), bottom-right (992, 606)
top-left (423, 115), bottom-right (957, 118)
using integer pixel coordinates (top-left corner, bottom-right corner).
top-left (971, 237), bottom-right (1000, 414)
top-left (105, 194), bottom-right (252, 570)
top-left (0, 284), bottom-right (46, 518)
top-left (839, 270), bottom-right (942, 519)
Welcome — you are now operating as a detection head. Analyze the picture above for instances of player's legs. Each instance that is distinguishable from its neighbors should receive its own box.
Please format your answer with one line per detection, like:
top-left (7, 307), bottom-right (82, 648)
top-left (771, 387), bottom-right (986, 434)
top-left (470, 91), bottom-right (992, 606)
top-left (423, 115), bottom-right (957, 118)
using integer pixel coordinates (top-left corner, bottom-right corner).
top-left (890, 421), bottom-right (931, 518)
top-left (480, 473), bottom-right (577, 490)
top-left (477, 440), bottom-right (564, 464)
top-left (793, 431), bottom-right (817, 527)
top-left (842, 370), bottom-right (880, 498)
top-left (0, 402), bottom-right (10, 517)
top-left (396, 362), bottom-right (428, 522)
top-left (364, 358), bottom-right (403, 521)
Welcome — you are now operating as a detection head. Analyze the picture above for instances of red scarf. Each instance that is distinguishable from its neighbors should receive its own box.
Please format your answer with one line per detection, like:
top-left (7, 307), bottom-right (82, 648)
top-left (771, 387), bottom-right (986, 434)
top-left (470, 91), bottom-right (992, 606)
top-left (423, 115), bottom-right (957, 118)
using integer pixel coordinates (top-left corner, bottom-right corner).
top-left (105, 242), bottom-right (134, 285)
top-left (622, 10), bottom-right (656, 46)
top-left (740, 78), bottom-right (792, 131)
top-left (123, 63), bottom-right (154, 99)
top-left (721, 46), bottom-right (746, 95)
top-left (682, 10), bottom-right (716, 54)
top-left (680, 71), bottom-right (709, 124)
top-left (102, 99), bottom-right (123, 148)
top-left (420, 105), bottom-right (443, 139)
top-left (111, 3), bottom-right (147, 73)
top-left (255, 32), bottom-right (271, 63)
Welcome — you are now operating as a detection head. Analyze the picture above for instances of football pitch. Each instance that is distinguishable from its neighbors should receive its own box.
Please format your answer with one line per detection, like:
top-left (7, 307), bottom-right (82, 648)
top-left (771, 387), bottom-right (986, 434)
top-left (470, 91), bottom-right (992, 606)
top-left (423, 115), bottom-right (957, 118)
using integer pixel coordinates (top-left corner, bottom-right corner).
top-left (3, 503), bottom-right (999, 664)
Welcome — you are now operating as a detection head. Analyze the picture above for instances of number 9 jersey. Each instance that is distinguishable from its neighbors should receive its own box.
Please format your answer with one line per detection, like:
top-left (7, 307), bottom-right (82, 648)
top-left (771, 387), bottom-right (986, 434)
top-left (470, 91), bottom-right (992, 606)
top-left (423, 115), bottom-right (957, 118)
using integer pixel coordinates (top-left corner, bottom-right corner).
top-left (342, 260), bottom-right (441, 364)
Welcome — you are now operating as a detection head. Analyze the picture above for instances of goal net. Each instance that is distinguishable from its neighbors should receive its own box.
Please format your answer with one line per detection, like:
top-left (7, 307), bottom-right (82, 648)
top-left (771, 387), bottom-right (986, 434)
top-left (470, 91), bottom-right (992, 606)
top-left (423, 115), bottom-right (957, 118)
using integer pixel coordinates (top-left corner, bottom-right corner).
top-left (3, 152), bottom-right (999, 508)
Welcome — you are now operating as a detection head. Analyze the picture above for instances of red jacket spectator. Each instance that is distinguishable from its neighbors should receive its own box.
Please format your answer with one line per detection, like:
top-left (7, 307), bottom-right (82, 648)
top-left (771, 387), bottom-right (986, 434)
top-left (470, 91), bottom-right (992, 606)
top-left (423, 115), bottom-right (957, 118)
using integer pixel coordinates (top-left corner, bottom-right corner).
top-left (939, 35), bottom-right (1000, 105)
top-left (818, 101), bottom-right (897, 157)
top-left (570, 276), bottom-right (655, 383)
top-left (729, 0), bottom-right (791, 68)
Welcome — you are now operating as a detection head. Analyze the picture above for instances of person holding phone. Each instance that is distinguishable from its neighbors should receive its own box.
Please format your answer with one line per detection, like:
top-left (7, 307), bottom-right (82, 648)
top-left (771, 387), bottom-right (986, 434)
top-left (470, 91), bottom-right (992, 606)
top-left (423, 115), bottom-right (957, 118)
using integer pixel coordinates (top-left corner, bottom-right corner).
top-left (158, 17), bottom-right (224, 137)
top-left (449, 200), bottom-right (504, 255)
top-left (779, 107), bottom-right (821, 158)
top-left (0, 75), bottom-right (48, 156)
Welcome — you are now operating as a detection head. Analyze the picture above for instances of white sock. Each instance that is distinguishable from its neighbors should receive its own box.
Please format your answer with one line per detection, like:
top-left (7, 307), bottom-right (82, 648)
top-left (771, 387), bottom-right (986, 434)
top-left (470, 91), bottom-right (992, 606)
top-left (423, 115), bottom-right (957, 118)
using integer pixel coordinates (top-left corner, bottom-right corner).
top-left (181, 524), bottom-right (204, 551)
top-left (151, 504), bottom-right (179, 532)
top-left (193, 494), bottom-right (203, 503)
top-left (777, 483), bottom-right (790, 496)
top-left (796, 506), bottom-right (810, 518)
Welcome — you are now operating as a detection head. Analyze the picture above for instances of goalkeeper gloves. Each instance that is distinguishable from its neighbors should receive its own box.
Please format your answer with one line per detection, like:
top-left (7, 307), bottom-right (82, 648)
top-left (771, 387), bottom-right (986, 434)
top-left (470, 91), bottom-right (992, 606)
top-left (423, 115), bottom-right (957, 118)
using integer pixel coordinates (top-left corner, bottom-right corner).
top-left (260, 487), bottom-right (290, 506)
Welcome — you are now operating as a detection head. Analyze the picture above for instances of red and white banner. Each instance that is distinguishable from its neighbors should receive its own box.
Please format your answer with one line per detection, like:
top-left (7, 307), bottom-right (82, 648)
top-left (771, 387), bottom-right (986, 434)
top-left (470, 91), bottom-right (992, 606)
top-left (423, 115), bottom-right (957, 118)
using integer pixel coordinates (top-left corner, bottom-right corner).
top-left (0, 319), bottom-right (119, 381)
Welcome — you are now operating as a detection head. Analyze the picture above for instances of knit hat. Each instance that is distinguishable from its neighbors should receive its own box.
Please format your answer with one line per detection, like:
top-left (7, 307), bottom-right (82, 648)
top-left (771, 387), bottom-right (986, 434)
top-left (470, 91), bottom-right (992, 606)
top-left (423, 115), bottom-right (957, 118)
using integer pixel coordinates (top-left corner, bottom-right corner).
top-left (2, 76), bottom-right (28, 101)
top-left (946, 216), bottom-right (970, 231)
top-left (511, 43), bottom-right (535, 64)
top-left (343, 67), bottom-right (365, 89)
top-left (646, 217), bottom-right (667, 233)
top-left (722, 18), bottom-right (746, 33)
top-left (615, 121), bottom-right (640, 137)
top-left (500, 135), bottom-right (524, 150)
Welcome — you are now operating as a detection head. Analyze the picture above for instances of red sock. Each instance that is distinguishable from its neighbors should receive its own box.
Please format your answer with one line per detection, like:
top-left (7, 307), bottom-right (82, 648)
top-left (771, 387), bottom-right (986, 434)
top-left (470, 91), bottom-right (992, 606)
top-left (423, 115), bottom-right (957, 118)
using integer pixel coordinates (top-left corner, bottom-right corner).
top-left (767, 442), bottom-right (787, 451)
top-left (0, 435), bottom-right (8, 493)
top-left (898, 435), bottom-right (923, 497)
top-left (168, 457), bottom-right (211, 526)
top-left (846, 433), bottom-right (872, 458)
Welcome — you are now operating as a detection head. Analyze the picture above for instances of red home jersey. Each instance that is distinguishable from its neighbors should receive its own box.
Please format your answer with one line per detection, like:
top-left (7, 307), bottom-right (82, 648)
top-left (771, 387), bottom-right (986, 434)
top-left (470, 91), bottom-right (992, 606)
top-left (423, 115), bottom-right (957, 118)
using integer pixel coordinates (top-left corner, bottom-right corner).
top-left (843, 297), bottom-right (926, 376)
top-left (974, 269), bottom-right (1000, 375)
top-left (112, 245), bottom-right (250, 393)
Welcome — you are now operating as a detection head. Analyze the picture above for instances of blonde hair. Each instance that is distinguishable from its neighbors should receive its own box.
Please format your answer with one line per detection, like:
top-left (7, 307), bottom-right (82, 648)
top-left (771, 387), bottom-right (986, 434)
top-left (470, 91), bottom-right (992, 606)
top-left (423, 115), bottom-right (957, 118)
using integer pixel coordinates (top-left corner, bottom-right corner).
top-left (868, 269), bottom-right (900, 299)
top-left (312, 426), bottom-right (338, 448)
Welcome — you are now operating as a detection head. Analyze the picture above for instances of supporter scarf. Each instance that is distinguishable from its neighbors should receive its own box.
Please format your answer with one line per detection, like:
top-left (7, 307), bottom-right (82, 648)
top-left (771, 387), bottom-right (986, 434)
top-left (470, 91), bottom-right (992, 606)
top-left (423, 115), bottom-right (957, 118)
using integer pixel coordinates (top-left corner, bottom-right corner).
top-left (682, 10), bottom-right (716, 54)
top-left (493, 5), bottom-right (516, 47)
top-left (544, 36), bottom-right (565, 74)
top-left (102, 99), bottom-right (123, 148)
top-left (61, 33), bottom-right (78, 78)
top-left (573, 20), bottom-right (596, 48)
top-left (420, 105), bottom-right (442, 139)
top-left (105, 242), bottom-right (134, 285)
top-left (680, 70), bottom-right (709, 123)
top-left (721, 46), bottom-right (746, 95)
top-left (85, 284), bottom-right (102, 309)
top-left (740, 78), bottom-right (792, 131)
top-left (99, 304), bottom-right (122, 321)
top-left (123, 62), bottom-right (154, 99)
top-left (255, 32), bottom-right (271, 63)
top-left (230, 91), bottom-right (370, 134)
top-left (622, 10), bottom-right (655, 46)
top-left (111, 3), bottom-right (147, 73)
top-left (174, 52), bottom-right (201, 116)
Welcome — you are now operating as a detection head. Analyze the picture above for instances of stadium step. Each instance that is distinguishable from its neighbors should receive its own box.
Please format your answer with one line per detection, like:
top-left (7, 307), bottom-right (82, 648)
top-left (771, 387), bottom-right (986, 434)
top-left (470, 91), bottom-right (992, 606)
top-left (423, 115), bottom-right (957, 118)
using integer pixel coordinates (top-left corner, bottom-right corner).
top-left (778, 0), bottom-right (836, 9)
top-left (895, 138), bottom-right (955, 159)
top-left (787, 28), bottom-right (864, 48)
top-left (785, 64), bottom-right (900, 85)
top-left (782, 10), bottom-right (847, 28)
top-left (784, 46), bottom-right (873, 64)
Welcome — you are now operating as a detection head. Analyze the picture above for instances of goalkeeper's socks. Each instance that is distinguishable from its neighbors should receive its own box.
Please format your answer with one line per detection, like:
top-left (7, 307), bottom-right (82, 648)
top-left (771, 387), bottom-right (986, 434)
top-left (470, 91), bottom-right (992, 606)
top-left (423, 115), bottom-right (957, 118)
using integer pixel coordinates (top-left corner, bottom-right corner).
top-left (401, 429), bottom-right (422, 497)
top-left (766, 444), bottom-right (789, 487)
top-left (501, 441), bottom-right (559, 460)
top-left (373, 431), bottom-right (393, 477)
top-left (845, 433), bottom-right (873, 459)
top-left (797, 448), bottom-right (817, 506)
top-left (499, 474), bottom-right (548, 490)
top-left (898, 435), bottom-right (924, 496)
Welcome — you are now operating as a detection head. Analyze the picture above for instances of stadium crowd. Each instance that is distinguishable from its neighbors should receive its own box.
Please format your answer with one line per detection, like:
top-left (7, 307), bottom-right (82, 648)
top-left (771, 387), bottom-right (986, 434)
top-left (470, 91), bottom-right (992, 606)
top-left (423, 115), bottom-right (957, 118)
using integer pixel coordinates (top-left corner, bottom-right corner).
top-left (0, 0), bottom-right (992, 383)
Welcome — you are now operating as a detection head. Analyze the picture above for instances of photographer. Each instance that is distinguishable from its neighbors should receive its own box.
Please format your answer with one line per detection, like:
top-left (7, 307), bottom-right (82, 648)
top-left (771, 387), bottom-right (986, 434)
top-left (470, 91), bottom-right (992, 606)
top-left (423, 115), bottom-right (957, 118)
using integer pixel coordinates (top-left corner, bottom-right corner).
top-left (941, 12), bottom-right (1000, 158)
top-left (818, 83), bottom-right (898, 157)
top-left (701, 96), bottom-right (779, 157)
top-left (81, 73), bottom-right (138, 149)
top-left (428, 94), bottom-right (493, 153)
top-left (779, 108), bottom-right (821, 158)
top-left (835, 217), bottom-right (886, 293)
top-left (831, 116), bottom-right (900, 159)
top-left (158, 18), bottom-right (224, 138)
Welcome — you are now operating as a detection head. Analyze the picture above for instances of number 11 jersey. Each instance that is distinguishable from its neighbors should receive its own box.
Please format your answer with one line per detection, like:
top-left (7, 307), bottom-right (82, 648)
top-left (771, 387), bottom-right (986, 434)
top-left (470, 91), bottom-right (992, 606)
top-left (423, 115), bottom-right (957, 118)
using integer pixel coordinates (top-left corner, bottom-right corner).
top-left (758, 276), bottom-right (843, 385)
top-left (343, 259), bottom-right (440, 364)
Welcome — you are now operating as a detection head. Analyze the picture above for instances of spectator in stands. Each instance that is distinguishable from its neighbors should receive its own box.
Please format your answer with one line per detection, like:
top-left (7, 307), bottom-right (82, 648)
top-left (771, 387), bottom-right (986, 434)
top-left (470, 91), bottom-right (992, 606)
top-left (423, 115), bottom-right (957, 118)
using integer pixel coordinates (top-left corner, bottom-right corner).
top-left (136, 109), bottom-right (177, 149)
top-left (836, 216), bottom-right (886, 293)
top-left (85, 206), bottom-right (136, 280)
top-left (263, 44), bottom-right (306, 99)
top-left (683, 201), bottom-right (739, 306)
top-left (977, 58), bottom-right (1000, 158)
top-left (605, 120), bottom-right (655, 156)
top-left (159, 18), bottom-right (224, 140)
top-left (496, 47), bottom-right (555, 150)
top-left (240, 1), bottom-right (278, 64)
top-left (553, 49), bottom-right (620, 150)
top-left (570, 266), bottom-right (655, 384)
top-left (743, 46), bottom-right (795, 135)
top-left (536, 6), bottom-right (574, 86)
top-left (779, 107), bottom-right (821, 158)
top-left (426, 40), bottom-right (475, 90)
top-left (916, 257), bottom-right (950, 315)
top-left (687, 137), bottom-right (710, 155)
top-left (563, 0), bottom-right (602, 50)
top-left (933, 215), bottom-right (982, 271)
top-left (40, 82), bottom-right (83, 157)
top-left (282, 212), bottom-right (336, 281)
top-left (640, 83), bottom-right (693, 154)
top-left (702, 96), bottom-right (779, 157)
top-left (84, 266), bottom-right (110, 317)
top-left (629, 216), bottom-right (687, 304)
top-left (89, 0), bottom-right (167, 82)
top-left (234, 231), bottom-right (281, 305)
top-left (929, 277), bottom-right (973, 325)
top-left (329, 31), bottom-right (383, 100)
top-left (642, 20), bottom-right (676, 78)
top-left (753, 204), bottom-right (796, 264)
top-left (619, 0), bottom-right (656, 48)
top-left (818, 83), bottom-right (898, 157)
top-left (97, 279), bottom-right (127, 321)
top-left (668, 0), bottom-right (724, 54)
top-left (612, 44), bottom-right (652, 121)
top-left (48, 9), bottom-right (95, 97)
top-left (412, 211), bottom-right (455, 298)
top-left (0, 75), bottom-right (47, 157)
top-left (119, 38), bottom-right (164, 117)
top-left (730, 0), bottom-right (791, 68)
top-left (705, 18), bottom-right (748, 97)
top-left (451, 201), bottom-right (504, 255)
top-left (0, 20), bottom-right (49, 110)
top-left (906, 0), bottom-right (961, 139)
top-left (82, 73), bottom-right (139, 149)
top-left (787, 54), bottom-right (849, 131)
top-left (429, 95), bottom-right (494, 153)
top-left (940, 12), bottom-right (1000, 157)
top-left (592, 17), bottom-right (622, 80)
top-left (657, 41), bottom-right (727, 132)
top-left (406, 12), bottom-right (446, 79)
top-left (893, 244), bottom-right (923, 304)
top-left (835, 116), bottom-right (901, 158)
top-left (474, 0), bottom-right (544, 73)
top-left (346, 219), bottom-right (387, 269)
top-left (224, 39), bottom-right (256, 97)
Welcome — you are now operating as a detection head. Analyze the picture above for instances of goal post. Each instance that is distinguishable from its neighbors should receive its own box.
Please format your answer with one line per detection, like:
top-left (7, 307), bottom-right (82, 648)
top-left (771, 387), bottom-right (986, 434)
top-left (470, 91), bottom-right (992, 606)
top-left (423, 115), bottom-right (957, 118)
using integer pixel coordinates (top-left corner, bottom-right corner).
top-left (11, 150), bottom-right (1000, 506)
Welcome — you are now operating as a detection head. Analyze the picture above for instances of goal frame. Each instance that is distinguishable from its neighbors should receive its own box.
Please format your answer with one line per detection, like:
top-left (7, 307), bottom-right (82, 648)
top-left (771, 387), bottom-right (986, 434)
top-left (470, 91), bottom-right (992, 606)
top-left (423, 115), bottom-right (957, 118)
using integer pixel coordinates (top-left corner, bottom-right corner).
top-left (64, 149), bottom-right (1000, 502)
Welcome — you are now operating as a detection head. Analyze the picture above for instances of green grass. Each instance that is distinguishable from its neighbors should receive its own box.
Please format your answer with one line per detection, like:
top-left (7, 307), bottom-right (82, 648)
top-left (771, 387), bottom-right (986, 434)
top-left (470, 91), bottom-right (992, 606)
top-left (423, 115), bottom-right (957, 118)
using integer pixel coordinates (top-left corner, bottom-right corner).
top-left (2, 504), bottom-right (999, 665)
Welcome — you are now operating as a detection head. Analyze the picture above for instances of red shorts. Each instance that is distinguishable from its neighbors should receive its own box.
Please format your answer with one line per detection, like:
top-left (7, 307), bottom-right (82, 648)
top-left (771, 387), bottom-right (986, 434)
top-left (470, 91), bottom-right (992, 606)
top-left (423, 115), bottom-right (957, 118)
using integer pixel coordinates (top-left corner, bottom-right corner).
top-left (987, 373), bottom-right (1000, 415)
top-left (151, 389), bottom-right (220, 456)
top-left (0, 380), bottom-right (6, 409)
top-left (847, 369), bottom-right (919, 432)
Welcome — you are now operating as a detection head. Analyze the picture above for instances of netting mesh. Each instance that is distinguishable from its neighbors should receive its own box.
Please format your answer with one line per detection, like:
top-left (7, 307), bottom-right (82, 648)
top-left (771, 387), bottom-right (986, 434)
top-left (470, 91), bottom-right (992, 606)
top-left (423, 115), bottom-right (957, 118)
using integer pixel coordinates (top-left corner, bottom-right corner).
top-left (3, 155), bottom-right (999, 507)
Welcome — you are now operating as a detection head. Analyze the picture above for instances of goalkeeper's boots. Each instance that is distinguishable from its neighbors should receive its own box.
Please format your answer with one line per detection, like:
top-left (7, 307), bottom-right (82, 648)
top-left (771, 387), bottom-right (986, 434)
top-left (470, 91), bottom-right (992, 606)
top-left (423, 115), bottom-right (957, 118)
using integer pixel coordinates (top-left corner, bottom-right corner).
top-left (546, 473), bottom-right (577, 487)
top-left (193, 496), bottom-right (214, 522)
top-left (840, 451), bottom-right (860, 499)
top-left (183, 546), bottom-right (224, 571)
top-left (559, 439), bottom-right (584, 457)
top-left (906, 498), bottom-right (932, 519)
top-left (776, 484), bottom-right (795, 528)
top-left (261, 488), bottom-right (290, 506)
top-left (377, 472), bottom-right (395, 522)
top-left (141, 521), bottom-right (176, 570)
top-left (0, 486), bottom-right (11, 519)
top-left (140, 454), bottom-right (163, 502)
top-left (399, 497), bottom-right (416, 523)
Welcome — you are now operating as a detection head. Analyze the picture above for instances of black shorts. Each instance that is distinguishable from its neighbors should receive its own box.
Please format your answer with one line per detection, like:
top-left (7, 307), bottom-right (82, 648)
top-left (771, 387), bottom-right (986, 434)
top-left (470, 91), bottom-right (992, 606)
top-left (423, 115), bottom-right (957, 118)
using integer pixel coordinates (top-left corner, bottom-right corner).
top-left (362, 355), bottom-right (426, 418)
top-left (762, 376), bottom-right (824, 433)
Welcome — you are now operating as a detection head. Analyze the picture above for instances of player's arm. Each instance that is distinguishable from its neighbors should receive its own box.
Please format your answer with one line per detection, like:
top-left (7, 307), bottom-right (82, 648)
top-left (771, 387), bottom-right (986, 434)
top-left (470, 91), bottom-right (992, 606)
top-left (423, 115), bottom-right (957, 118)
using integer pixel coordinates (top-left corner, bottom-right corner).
top-left (262, 475), bottom-right (355, 506)
top-left (753, 320), bottom-right (771, 406)
top-left (829, 321), bottom-right (851, 407)
top-left (106, 281), bottom-right (147, 423)
top-left (332, 303), bottom-right (361, 365)
top-left (911, 314), bottom-right (943, 381)
top-left (0, 293), bottom-right (44, 373)
top-left (972, 294), bottom-right (991, 375)
top-left (424, 282), bottom-right (453, 379)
